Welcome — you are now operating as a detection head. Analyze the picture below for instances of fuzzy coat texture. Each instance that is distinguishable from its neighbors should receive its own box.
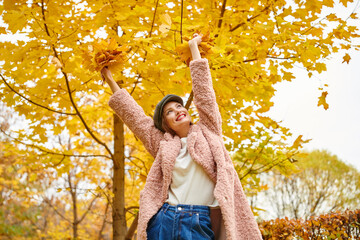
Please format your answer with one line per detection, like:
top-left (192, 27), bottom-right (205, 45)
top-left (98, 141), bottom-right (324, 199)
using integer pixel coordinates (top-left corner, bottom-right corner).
top-left (108, 59), bottom-right (262, 240)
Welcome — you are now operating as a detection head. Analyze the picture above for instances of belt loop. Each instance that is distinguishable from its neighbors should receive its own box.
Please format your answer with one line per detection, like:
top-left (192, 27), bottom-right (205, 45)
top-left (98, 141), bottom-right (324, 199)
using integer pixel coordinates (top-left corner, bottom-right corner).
top-left (164, 203), bottom-right (170, 213)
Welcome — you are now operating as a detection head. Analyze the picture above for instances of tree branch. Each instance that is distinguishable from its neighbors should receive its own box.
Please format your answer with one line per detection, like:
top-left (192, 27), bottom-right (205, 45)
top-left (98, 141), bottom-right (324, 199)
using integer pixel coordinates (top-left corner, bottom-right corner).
top-left (180, 0), bottom-right (184, 43)
top-left (149, 0), bottom-right (160, 38)
top-left (98, 200), bottom-right (110, 240)
top-left (78, 192), bottom-right (101, 223)
top-left (230, 5), bottom-right (271, 32)
top-left (0, 129), bottom-right (111, 161)
top-left (185, 90), bottom-right (194, 110)
top-left (125, 213), bottom-right (139, 240)
top-left (39, 0), bottom-right (114, 159)
top-left (218, 0), bottom-right (228, 29)
top-left (0, 74), bottom-right (76, 116)
top-left (44, 198), bottom-right (71, 224)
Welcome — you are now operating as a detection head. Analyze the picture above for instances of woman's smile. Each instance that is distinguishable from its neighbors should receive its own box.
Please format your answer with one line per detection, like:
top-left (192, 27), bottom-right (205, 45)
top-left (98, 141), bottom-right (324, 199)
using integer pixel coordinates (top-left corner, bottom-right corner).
top-left (176, 113), bottom-right (187, 121)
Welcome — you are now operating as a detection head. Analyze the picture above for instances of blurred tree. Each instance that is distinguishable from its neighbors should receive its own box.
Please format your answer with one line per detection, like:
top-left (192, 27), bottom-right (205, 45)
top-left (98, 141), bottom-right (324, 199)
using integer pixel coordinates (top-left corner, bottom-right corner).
top-left (256, 150), bottom-right (360, 219)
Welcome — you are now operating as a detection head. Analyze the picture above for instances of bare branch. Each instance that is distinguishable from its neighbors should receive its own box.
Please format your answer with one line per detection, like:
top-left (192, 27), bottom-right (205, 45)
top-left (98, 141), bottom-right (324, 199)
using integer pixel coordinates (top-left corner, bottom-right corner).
top-left (0, 129), bottom-right (111, 161)
top-left (44, 198), bottom-right (71, 224)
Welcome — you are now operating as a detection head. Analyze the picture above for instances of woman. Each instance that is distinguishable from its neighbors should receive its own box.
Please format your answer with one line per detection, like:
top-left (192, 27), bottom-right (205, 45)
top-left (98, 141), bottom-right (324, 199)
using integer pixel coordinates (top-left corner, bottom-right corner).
top-left (101, 34), bottom-right (262, 240)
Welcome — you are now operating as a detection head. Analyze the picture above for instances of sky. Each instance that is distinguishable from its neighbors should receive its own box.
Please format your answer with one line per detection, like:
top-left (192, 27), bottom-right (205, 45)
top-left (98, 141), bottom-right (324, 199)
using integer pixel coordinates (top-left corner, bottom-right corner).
top-left (267, 45), bottom-right (360, 170)
top-left (266, 1), bottom-right (360, 171)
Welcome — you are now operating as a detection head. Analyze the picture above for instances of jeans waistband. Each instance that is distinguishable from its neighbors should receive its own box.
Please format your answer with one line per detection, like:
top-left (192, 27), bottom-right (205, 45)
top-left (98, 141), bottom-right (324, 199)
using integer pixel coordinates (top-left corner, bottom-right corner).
top-left (161, 203), bottom-right (210, 215)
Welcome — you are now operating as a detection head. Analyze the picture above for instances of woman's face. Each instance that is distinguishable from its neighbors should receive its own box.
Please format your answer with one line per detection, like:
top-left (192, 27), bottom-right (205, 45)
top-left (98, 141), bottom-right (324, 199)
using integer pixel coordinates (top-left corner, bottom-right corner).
top-left (163, 101), bottom-right (191, 134)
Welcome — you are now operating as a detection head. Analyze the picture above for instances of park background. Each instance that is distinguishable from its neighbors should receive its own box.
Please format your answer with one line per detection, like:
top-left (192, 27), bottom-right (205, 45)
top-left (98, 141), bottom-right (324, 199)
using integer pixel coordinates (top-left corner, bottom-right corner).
top-left (1, 0), bottom-right (360, 239)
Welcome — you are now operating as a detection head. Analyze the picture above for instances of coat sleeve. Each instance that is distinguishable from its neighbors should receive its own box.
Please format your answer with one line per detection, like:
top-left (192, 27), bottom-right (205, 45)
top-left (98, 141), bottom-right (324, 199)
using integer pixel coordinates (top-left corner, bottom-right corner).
top-left (189, 58), bottom-right (222, 136)
top-left (108, 89), bottom-right (164, 157)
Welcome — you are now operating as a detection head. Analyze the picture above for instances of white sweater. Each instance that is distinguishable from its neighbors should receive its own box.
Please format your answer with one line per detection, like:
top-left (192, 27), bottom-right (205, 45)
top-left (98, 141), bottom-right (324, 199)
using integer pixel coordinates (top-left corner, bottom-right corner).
top-left (166, 137), bottom-right (219, 207)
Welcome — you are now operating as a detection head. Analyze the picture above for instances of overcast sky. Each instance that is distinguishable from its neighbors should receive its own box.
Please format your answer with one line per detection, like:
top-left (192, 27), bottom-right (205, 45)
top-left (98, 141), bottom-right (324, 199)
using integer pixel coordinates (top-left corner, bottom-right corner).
top-left (267, 47), bottom-right (360, 170)
top-left (266, 2), bottom-right (360, 170)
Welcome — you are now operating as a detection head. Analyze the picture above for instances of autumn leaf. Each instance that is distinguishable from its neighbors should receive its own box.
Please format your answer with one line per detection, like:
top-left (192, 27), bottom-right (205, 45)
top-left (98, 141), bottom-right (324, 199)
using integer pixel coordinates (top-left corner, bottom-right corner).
top-left (82, 38), bottom-right (129, 73)
top-left (159, 13), bottom-right (172, 34)
top-left (50, 56), bottom-right (63, 69)
top-left (342, 53), bottom-right (351, 64)
top-left (0, 27), bottom-right (6, 34)
top-left (175, 31), bottom-right (214, 66)
top-left (318, 91), bottom-right (329, 110)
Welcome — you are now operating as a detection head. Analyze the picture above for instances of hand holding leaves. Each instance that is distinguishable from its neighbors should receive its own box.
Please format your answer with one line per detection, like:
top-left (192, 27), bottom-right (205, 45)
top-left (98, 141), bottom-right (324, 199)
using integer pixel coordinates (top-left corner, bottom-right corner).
top-left (176, 32), bottom-right (214, 65)
top-left (82, 39), bottom-right (128, 83)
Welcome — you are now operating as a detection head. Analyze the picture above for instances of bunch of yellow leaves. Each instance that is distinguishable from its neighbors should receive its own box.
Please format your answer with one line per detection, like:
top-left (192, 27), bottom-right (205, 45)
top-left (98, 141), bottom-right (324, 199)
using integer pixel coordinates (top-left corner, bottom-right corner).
top-left (82, 38), bottom-right (129, 73)
top-left (175, 32), bottom-right (214, 66)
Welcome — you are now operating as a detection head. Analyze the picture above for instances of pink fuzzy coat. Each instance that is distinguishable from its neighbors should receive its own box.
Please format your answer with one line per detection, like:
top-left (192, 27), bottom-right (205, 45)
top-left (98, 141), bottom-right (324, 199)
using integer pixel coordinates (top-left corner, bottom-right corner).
top-left (108, 59), bottom-right (262, 239)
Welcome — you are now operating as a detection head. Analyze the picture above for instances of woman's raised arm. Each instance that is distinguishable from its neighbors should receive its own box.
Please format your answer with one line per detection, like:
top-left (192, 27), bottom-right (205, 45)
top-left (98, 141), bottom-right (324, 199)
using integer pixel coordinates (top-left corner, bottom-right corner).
top-left (101, 68), bottom-right (163, 157)
top-left (188, 34), bottom-right (222, 136)
top-left (101, 67), bottom-right (121, 93)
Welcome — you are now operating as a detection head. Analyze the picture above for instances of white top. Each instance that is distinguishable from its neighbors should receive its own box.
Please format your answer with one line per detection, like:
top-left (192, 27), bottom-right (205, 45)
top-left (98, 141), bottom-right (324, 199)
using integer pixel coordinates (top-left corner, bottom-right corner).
top-left (166, 137), bottom-right (219, 207)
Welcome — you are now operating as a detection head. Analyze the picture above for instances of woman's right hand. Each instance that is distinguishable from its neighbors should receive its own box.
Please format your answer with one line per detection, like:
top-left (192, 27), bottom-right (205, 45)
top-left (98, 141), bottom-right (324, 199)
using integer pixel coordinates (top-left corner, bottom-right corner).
top-left (101, 67), bottom-right (113, 84)
top-left (100, 67), bottom-right (121, 93)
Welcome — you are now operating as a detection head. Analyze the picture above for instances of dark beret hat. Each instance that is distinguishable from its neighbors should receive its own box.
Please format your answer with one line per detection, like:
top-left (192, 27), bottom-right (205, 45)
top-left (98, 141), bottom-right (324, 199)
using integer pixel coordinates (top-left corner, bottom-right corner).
top-left (153, 94), bottom-right (184, 132)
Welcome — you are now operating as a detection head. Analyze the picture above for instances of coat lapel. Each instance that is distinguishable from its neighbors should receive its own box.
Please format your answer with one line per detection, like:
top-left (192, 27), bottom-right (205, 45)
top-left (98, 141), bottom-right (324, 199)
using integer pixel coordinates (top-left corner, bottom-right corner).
top-left (160, 132), bottom-right (181, 192)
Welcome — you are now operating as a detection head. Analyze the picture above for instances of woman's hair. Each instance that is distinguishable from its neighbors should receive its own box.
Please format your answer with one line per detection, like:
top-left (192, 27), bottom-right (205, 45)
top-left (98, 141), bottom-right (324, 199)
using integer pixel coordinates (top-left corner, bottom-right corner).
top-left (161, 114), bottom-right (176, 135)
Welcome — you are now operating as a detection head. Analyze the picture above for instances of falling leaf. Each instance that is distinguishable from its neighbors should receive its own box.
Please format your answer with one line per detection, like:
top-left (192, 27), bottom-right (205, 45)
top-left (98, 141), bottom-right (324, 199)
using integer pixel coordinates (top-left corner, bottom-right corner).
top-left (342, 53), bottom-right (351, 64)
top-left (317, 91), bottom-right (329, 110)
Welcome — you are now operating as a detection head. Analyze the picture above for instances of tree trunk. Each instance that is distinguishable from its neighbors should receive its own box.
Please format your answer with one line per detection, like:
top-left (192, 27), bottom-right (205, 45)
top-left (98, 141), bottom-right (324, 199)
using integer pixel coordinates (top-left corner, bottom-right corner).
top-left (113, 114), bottom-right (126, 240)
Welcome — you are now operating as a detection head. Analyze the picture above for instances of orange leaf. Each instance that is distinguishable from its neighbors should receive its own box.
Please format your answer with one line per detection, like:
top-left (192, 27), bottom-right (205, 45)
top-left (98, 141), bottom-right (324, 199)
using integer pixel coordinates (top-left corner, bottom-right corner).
top-left (82, 38), bottom-right (129, 80)
top-left (317, 91), bottom-right (329, 110)
top-left (342, 53), bottom-right (351, 64)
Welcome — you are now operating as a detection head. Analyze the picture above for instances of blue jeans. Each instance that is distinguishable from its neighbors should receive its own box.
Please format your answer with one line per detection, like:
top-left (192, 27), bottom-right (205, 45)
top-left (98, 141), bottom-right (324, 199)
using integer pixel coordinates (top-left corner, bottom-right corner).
top-left (147, 203), bottom-right (215, 240)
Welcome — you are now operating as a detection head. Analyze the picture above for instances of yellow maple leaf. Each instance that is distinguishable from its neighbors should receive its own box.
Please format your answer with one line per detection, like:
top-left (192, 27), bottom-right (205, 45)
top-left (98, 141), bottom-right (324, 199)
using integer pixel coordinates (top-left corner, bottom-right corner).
top-left (50, 56), bottom-right (63, 69)
top-left (342, 53), bottom-right (351, 64)
top-left (159, 13), bottom-right (172, 34)
top-left (175, 31), bottom-right (214, 66)
top-left (317, 91), bottom-right (329, 110)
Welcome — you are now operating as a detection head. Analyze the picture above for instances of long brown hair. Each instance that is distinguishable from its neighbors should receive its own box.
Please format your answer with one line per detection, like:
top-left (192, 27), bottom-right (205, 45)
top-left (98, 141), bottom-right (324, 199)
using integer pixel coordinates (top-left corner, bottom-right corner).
top-left (161, 114), bottom-right (176, 136)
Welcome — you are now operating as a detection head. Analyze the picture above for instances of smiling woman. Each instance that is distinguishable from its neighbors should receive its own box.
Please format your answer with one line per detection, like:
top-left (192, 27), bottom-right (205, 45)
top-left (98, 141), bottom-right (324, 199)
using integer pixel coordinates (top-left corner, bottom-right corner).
top-left (162, 101), bottom-right (191, 138)
top-left (101, 34), bottom-right (262, 240)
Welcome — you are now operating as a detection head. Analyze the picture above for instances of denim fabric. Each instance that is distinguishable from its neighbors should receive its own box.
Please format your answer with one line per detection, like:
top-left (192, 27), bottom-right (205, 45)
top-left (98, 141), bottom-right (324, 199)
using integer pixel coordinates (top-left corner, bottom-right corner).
top-left (147, 203), bottom-right (215, 240)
